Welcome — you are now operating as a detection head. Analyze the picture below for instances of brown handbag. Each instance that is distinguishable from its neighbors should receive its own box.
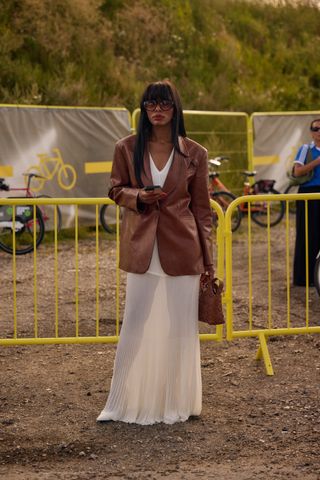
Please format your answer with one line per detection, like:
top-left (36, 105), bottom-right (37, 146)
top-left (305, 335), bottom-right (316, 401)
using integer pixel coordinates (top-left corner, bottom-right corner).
top-left (198, 274), bottom-right (225, 325)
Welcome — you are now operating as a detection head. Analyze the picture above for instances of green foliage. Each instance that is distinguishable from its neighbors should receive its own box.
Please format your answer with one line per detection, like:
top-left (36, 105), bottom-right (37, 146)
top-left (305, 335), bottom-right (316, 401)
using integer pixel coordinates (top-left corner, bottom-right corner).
top-left (0, 0), bottom-right (320, 113)
top-left (42, 225), bottom-right (114, 244)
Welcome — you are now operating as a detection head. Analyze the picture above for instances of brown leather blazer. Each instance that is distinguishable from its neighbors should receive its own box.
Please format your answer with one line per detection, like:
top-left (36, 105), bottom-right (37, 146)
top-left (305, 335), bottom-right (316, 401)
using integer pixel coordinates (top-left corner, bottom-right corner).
top-left (108, 134), bottom-right (213, 275)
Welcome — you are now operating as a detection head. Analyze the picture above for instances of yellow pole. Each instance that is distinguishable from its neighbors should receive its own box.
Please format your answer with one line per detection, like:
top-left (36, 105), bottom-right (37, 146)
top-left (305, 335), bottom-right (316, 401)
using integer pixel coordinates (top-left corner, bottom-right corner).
top-left (12, 206), bottom-right (17, 338)
top-left (54, 206), bottom-right (59, 337)
top-left (305, 200), bottom-right (309, 327)
top-left (256, 332), bottom-right (274, 376)
top-left (248, 203), bottom-right (253, 330)
top-left (267, 204), bottom-right (272, 329)
top-left (75, 205), bottom-right (79, 337)
top-left (224, 201), bottom-right (234, 341)
top-left (33, 205), bottom-right (38, 338)
top-left (116, 205), bottom-right (120, 338)
top-left (247, 114), bottom-right (254, 171)
top-left (213, 201), bottom-right (225, 341)
top-left (286, 202), bottom-right (291, 328)
top-left (95, 204), bottom-right (100, 336)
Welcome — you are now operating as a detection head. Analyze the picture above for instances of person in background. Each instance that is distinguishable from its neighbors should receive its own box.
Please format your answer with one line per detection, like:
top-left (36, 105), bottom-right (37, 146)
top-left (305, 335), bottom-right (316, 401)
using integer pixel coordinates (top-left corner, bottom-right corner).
top-left (97, 80), bottom-right (213, 425)
top-left (293, 118), bottom-right (320, 286)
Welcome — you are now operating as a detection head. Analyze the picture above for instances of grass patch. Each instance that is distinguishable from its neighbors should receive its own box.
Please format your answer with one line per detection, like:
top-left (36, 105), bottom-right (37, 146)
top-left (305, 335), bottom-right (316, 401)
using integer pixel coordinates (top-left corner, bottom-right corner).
top-left (42, 226), bottom-right (116, 244)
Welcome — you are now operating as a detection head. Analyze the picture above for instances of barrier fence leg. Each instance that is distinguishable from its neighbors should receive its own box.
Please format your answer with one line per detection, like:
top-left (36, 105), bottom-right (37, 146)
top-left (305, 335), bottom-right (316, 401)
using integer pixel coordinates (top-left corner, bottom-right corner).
top-left (256, 332), bottom-right (274, 376)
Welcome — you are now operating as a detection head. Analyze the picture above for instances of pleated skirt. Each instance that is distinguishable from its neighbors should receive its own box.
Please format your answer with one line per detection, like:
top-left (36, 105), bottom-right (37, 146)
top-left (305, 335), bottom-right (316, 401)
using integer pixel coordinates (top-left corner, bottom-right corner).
top-left (97, 272), bottom-right (201, 425)
top-left (293, 185), bottom-right (320, 286)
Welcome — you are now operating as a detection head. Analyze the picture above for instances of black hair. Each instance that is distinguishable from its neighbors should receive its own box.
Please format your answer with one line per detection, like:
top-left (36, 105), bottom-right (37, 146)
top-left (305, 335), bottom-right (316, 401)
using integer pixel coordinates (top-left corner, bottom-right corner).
top-left (133, 80), bottom-right (187, 187)
top-left (310, 118), bottom-right (320, 129)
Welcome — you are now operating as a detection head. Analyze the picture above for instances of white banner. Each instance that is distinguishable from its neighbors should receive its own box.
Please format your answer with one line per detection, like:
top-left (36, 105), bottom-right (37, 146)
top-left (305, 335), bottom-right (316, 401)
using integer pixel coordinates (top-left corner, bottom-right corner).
top-left (0, 106), bottom-right (131, 226)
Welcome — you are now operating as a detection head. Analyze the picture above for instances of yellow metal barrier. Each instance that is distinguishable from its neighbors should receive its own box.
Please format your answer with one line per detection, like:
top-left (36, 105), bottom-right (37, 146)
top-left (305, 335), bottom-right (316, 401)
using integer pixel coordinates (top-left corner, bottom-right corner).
top-left (3, 193), bottom-right (319, 377)
top-left (0, 198), bottom-right (121, 345)
top-left (224, 192), bottom-right (320, 376)
top-left (0, 198), bottom-right (224, 346)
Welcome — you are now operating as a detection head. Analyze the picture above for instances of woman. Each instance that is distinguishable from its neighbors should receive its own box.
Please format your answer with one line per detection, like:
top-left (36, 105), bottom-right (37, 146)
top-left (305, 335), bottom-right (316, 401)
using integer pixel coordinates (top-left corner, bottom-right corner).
top-left (97, 80), bottom-right (213, 425)
top-left (293, 118), bottom-right (320, 286)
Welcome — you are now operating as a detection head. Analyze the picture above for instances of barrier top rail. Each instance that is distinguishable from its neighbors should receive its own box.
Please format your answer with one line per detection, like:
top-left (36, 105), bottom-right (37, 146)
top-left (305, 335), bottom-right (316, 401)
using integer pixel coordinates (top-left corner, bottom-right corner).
top-left (131, 108), bottom-right (249, 132)
top-left (0, 197), bottom-right (114, 206)
top-left (251, 110), bottom-right (320, 117)
top-left (224, 192), bottom-right (320, 210)
top-left (0, 104), bottom-right (130, 112)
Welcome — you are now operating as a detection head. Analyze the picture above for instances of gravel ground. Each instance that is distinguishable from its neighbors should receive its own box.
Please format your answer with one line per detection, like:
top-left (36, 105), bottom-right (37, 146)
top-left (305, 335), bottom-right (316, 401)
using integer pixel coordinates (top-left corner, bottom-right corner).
top-left (1, 221), bottom-right (320, 479)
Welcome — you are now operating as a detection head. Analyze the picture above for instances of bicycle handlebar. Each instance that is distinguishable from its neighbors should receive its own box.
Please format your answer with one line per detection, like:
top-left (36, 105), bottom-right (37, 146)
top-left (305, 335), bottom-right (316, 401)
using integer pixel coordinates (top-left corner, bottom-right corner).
top-left (0, 173), bottom-right (48, 192)
top-left (23, 173), bottom-right (47, 180)
top-left (240, 170), bottom-right (257, 177)
top-left (208, 156), bottom-right (229, 167)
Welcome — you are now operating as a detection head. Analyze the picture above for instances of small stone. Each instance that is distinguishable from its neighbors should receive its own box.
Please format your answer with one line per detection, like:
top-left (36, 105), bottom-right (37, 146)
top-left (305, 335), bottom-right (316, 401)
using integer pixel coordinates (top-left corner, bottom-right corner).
top-left (1, 419), bottom-right (15, 425)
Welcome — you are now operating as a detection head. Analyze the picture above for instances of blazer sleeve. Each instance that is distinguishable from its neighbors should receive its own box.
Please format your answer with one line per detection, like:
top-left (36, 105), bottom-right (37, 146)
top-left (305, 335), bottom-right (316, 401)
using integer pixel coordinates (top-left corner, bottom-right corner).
top-left (108, 142), bottom-right (143, 213)
top-left (189, 149), bottom-right (213, 267)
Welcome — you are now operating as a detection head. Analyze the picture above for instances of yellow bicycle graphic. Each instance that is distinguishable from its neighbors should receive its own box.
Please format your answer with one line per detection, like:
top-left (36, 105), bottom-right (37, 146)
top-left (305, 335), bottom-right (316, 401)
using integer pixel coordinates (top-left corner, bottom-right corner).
top-left (25, 148), bottom-right (77, 192)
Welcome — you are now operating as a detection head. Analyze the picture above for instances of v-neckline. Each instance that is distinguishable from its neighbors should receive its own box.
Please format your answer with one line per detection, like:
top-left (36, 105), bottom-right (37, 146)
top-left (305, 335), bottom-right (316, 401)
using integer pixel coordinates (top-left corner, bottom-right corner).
top-left (149, 148), bottom-right (174, 173)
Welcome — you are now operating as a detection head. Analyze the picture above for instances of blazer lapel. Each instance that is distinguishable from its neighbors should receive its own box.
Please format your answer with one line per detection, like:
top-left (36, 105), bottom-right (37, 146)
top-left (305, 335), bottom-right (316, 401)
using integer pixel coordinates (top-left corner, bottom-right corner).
top-left (178, 136), bottom-right (190, 162)
top-left (141, 149), bottom-right (153, 186)
top-left (162, 136), bottom-right (191, 193)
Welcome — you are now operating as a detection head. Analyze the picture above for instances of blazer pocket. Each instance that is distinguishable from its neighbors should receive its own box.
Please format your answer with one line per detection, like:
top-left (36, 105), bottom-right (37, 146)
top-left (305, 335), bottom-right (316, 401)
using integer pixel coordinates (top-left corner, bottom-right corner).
top-left (176, 200), bottom-right (193, 217)
top-left (186, 165), bottom-right (197, 180)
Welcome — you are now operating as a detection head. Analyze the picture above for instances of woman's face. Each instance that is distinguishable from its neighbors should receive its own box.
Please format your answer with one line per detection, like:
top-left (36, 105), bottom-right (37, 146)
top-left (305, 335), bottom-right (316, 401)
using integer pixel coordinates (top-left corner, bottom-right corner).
top-left (144, 99), bottom-right (174, 127)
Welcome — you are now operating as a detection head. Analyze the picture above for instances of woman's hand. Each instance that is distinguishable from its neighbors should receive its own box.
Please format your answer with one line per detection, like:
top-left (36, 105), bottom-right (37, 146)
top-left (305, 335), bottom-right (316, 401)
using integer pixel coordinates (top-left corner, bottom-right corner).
top-left (138, 189), bottom-right (167, 205)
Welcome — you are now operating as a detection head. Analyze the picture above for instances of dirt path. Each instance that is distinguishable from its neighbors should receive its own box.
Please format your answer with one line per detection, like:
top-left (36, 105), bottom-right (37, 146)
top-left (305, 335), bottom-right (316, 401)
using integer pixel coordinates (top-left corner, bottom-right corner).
top-left (1, 222), bottom-right (320, 479)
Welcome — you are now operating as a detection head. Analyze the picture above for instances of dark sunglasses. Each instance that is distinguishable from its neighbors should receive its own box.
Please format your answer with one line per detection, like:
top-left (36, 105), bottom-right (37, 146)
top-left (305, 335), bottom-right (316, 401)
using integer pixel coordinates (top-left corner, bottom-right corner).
top-left (310, 126), bottom-right (320, 132)
top-left (143, 99), bottom-right (174, 111)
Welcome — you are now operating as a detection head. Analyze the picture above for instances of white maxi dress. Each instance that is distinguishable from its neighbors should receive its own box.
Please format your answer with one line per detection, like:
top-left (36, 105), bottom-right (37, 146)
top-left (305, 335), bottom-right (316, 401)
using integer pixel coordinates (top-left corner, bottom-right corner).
top-left (97, 150), bottom-right (202, 425)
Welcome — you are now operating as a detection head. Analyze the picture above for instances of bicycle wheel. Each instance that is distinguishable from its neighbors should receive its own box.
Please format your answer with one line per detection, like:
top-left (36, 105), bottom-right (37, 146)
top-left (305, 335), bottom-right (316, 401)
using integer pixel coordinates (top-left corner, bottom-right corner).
top-left (210, 191), bottom-right (242, 232)
top-left (0, 205), bottom-right (45, 255)
top-left (100, 204), bottom-right (123, 234)
top-left (58, 164), bottom-right (76, 190)
top-left (251, 188), bottom-right (285, 227)
top-left (284, 184), bottom-right (299, 215)
top-left (314, 252), bottom-right (320, 297)
top-left (37, 195), bottom-right (62, 233)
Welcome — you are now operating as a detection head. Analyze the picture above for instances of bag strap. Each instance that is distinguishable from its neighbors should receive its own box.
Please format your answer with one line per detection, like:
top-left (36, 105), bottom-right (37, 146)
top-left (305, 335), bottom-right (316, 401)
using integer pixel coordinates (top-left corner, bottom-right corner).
top-left (305, 146), bottom-right (313, 165)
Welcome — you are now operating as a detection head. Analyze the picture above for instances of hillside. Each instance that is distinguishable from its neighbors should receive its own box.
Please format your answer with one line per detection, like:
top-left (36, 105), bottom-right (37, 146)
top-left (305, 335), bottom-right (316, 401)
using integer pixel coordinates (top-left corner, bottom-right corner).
top-left (1, 0), bottom-right (320, 112)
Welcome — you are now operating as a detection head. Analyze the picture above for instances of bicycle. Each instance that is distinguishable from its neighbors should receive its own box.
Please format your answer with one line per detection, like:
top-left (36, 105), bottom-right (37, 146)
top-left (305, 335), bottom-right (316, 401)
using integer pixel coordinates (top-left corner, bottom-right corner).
top-left (209, 157), bottom-right (285, 232)
top-left (100, 203), bottom-right (123, 234)
top-left (1, 173), bottom-right (62, 233)
top-left (24, 148), bottom-right (77, 191)
top-left (0, 178), bottom-right (45, 255)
